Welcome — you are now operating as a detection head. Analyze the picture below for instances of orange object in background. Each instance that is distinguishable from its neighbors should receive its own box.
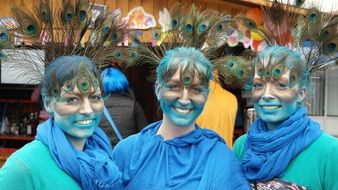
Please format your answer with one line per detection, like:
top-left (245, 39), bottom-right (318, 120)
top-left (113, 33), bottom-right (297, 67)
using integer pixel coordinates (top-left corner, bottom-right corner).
top-left (0, 148), bottom-right (17, 168)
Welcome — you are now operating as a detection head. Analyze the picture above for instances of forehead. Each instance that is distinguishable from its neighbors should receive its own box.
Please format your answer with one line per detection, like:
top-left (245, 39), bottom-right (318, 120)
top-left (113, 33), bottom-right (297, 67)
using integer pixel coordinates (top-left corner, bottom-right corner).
top-left (169, 69), bottom-right (202, 84)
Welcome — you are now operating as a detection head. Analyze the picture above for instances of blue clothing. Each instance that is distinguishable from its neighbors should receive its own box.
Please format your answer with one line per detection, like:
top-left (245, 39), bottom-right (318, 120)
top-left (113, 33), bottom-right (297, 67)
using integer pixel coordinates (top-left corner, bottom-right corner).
top-left (113, 121), bottom-right (250, 190)
top-left (242, 107), bottom-right (322, 181)
top-left (36, 118), bottom-right (122, 190)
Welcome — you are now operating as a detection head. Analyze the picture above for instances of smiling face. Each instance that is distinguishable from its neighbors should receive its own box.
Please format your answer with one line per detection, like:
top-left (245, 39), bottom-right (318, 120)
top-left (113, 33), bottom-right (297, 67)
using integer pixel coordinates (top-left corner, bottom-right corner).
top-left (157, 70), bottom-right (208, 128)
top-left (46, 83), bottom-right (104, 139)
top-left (252, 69), bottom-right (302, 128)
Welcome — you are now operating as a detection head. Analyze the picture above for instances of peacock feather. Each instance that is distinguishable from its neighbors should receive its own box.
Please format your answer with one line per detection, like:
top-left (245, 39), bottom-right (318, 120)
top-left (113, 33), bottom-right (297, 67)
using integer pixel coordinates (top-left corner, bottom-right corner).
top-left (0, 0), bottom-right (133, 85)
top-left (131, 2), bottom-right (253, 89)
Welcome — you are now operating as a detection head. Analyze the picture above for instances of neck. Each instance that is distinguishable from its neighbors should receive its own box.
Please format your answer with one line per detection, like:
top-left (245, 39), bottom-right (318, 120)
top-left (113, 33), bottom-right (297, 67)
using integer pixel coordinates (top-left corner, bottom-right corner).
top-left (266, 120), bottom-right (283, 131)
top-left (157, 115), bottom-right (195, 140)
top-left (65, 134), bottom-right (86, 151)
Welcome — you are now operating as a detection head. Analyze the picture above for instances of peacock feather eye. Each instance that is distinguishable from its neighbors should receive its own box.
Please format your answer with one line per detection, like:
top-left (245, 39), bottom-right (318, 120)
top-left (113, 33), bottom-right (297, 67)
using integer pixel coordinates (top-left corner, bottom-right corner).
top-left (271, 64), bottom-right (285, 78)
top-left (76, 75), bottom-right (91, 93)
top-left (236, 69), bottom-right (244, 77)
top-left (307, 8), bottom-right (320, 23)
top-left (216, 24), bottom-right (223, 32)
top-left (0, 30), bottom-right (9, 42)
top-left (0, 50), bottom-right (7, 61)
top-left (111, 32), bottom-right (121, 42)
top-left (258, 68), bottom-right (264, 77)
top-left (294, 0), bottom-right (305, 7)
top-left (185, 24), bottom-right (193, 33)
top-left (181, 71), bottom-right (194, 86)
top-left (172, 19), bottom-right (178, 28)
top-left (21, 19), bottom-right (38, 37)
top-left (226, 60), bottom-right (238, 69)
top-left (309, 13), bottom-right (317, 21)
top-left (265, 71), bottom-right (271, 77)
top-left (114, 50), bottom-right (122, 59)
top-left (102, 26), bottom-right (110, 34)
top-left (152, 29), bottom-right (161, 41)
top-left (198, 23), bottom-right (207, 33)
top-left (78, 10), bottom-right (87, 22)
top-left (323, 42), bottom-right (336, 54)
top-left (66, 12), bottom-right (74, 22)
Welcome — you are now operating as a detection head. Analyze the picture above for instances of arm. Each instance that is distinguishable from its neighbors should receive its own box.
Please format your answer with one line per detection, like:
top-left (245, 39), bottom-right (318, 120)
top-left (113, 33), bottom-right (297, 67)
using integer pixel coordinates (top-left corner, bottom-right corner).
top-left (324, 140), bottom-right (338, 190)
top-left (232, 134), bottom-right (247, 160)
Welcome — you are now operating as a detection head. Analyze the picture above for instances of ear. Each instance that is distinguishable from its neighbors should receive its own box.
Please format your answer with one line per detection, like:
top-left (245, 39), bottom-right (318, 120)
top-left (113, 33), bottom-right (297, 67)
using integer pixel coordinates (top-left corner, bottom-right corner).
top-left (155, 82), bottom-right (161, 100)
top-left (43, 95), bottom-right (54, 114)
top-left (297, 87), bottom-right (307, 102)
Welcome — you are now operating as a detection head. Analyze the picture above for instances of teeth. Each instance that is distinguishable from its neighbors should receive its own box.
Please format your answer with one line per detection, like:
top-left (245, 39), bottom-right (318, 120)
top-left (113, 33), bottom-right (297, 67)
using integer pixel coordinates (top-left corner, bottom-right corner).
top-left (262, 106), bottom-right (280, 110)
top-left (174, 107), bottom-right (191, 114)
top-left (77, 120), bottom-right (93, 125)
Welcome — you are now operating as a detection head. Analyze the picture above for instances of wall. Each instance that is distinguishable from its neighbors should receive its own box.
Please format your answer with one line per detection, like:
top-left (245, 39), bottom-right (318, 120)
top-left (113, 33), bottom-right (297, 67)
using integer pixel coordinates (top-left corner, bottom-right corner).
top-left (0, 0), bottom-right (251, 18)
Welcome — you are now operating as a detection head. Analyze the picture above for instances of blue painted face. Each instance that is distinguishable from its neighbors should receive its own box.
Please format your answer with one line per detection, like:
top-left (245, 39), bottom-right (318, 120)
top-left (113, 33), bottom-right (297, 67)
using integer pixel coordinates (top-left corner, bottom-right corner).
top-left (252, 69), bottom-right (302, 129)
top-left (48, 84), bottom-right (104, 139)
top-left (158, 70), bottom-right (208, 127)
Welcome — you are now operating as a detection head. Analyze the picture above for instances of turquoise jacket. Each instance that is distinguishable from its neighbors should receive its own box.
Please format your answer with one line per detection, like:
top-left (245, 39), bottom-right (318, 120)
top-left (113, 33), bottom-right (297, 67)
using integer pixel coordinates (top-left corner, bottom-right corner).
top-left (233, 133), bottom-right (338, 190)
top-left (0, 140), bottom-right (80, 190)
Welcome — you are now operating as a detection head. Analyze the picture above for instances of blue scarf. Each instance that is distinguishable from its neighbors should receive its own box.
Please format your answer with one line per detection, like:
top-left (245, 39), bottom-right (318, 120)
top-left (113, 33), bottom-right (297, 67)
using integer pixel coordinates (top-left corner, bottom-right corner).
top-left (36, 118), bottom-right (122, 190)
top-left (242, 107), bottom-right (322, 181)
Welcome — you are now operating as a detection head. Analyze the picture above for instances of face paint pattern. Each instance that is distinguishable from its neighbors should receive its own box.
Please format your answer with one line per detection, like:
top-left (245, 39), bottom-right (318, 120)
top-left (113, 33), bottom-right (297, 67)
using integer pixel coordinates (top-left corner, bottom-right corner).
top-left (252, 69), bottom-right (301, 128)
top-left (159, 70), bottom-right (208, 127)
top-left (51, 84), bottom-right (104, 139)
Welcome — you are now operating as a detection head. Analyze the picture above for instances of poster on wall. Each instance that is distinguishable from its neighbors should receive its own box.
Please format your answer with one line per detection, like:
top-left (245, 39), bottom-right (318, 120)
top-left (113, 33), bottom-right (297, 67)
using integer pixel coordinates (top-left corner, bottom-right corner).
top-left (125, 7), bottom-right (156, 29)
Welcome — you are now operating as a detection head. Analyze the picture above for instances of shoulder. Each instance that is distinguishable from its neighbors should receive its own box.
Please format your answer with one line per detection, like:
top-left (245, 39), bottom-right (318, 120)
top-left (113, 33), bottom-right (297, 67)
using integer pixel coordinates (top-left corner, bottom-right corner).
top-left (308, 133), bottom-right (338, 153)
top-left (233, 134), bottom-right (248, 160)
top-left (0, 141), bottom-right (49, 189)
top-left (6, 140), bottom-right (50, 163)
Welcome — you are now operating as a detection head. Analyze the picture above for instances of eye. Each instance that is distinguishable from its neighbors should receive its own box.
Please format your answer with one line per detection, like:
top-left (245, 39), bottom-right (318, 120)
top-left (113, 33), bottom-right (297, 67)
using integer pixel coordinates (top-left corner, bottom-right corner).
top-left (65, 97), bottom-right (79, 104)
top-left (253, 82), bottom-right (264, 89)
top-left (90, 95), bottom-right (102, 101)
top-left (191, 87), bottom-right (203, 94)
top-left (276, 82), bottom-right (289, 89)
top-left (167, 85), bottom-right (180, 91)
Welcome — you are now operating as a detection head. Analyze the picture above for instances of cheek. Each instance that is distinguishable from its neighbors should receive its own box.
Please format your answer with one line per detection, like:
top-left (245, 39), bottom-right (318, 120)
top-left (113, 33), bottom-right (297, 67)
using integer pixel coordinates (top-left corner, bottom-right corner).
top-left (278, 89), bottom-right (299, 103)
top-left (54, 104), bottom-right (78, 116)
top-left (191, 93), bottom-right (208, 106)
top-left (251, 89), bottom-right (264, 103)
top-left (91, 101), bottom-right (104, 112)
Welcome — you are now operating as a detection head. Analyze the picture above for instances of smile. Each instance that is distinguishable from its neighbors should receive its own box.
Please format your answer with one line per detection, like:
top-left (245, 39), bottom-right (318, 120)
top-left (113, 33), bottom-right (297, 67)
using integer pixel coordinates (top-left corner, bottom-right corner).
top-left (261, 105), bottom-right (281, 110)
top-left (173, 107), bottom-right (192, 114)
top-left (77, 119), bottom-right (93, 125)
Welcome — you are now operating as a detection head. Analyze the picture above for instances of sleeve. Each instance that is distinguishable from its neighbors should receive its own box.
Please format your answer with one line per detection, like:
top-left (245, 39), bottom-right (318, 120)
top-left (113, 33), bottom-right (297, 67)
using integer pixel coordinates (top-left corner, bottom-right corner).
top-left (210, 146), bottom-right (250, 190)
top-left (113, 135), bottom-right (138, 185)
top-left (232, 134), bottom-right (247, 160)
top-left (133, 101), bottom-right (148, 131)
top-left (0, 156), bottom-right (37, 190)
top-left (324, 141), bottom-right (338, 190)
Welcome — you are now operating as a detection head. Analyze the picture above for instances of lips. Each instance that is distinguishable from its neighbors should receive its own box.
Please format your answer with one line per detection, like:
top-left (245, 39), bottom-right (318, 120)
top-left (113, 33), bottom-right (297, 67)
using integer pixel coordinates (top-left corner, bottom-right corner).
top-left (261, 105), bottom-right (281, 110)
top-left (76, 119), bottom-right (93, 125)
top-left (173, 106), bottom-right (192, 114)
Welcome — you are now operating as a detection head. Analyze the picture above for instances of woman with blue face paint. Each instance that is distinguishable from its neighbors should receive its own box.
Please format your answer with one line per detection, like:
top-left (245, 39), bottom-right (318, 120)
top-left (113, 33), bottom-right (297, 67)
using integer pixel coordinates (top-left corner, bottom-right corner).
top-left (112, 47), bottom-right (250, 190)
top-left (0, 56), bottom-right (123, 190)
top-left (233, 46), bottom-right (338, 189)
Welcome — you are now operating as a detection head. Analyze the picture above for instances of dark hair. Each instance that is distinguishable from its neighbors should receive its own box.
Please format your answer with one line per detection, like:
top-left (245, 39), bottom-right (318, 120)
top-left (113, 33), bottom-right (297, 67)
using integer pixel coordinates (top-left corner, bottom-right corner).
top-left (41, 55), bottom-right (101, 101)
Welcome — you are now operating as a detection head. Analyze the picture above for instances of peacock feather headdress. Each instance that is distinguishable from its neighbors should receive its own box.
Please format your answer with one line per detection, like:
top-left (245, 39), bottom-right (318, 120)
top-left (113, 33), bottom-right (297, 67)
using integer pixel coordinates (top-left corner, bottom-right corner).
top-left (234, 0), bottom-right (337, 84)
top-left (130, 2), bottom-right (253, 89)
top-left (0, 0), bottom-right (135, 85)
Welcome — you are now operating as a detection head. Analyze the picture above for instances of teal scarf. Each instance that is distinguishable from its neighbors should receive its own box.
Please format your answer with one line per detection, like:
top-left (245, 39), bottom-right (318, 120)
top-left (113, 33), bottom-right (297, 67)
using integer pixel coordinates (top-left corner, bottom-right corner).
top-left (242, 107), bottom-right (322, 181)
top-left (36, 118), bottom-right (122, 189)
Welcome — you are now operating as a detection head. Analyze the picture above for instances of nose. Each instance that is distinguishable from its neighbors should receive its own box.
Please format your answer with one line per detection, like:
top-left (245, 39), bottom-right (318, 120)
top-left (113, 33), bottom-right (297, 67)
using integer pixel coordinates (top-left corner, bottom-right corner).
top-left (262, 83), bottom-right (275, 100)
top-left (178, 88), bottom-right (191, 104)
top-left (79, 98), bottom-right (93, 115)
